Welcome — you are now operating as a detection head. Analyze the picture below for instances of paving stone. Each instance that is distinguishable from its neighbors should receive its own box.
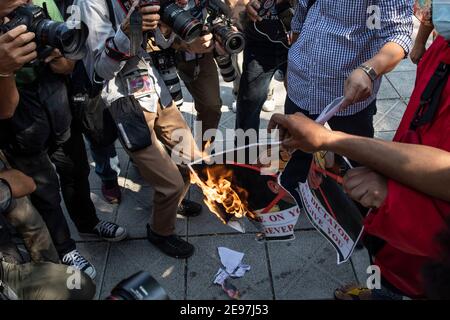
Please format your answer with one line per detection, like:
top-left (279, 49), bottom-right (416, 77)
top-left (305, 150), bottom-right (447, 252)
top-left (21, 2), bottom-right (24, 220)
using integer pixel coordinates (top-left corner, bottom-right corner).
top-left (115, 187), bottom-right (187, 238)
top-left (268, 231), bottom-right (357, 299)
top-left (100, 239), bottom-right (186, 300)
top-left (386, 100), bottom-right (408, 121)
top-left (386, 71), bottom-right (416, 99)
top-left (350, 248), bottom-right (372, 286)
top-left (393, 58), bottom-right (417, 72)
top-left (378, 77), bottom-right (401, 99)
top-left (375, 115), bottom-right (402, 132)
top-left (186, 234), bottom-right (272, 300)
top-left (64, 189), bottom-right (119, 242)
top-left (76, 242), bottom-right (110, 300)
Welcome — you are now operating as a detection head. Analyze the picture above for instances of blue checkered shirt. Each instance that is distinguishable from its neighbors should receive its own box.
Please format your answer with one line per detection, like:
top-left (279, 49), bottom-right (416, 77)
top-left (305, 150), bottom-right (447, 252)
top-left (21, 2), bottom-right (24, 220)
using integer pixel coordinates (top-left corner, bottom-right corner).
top-left (287, 0), bottom-right (413, 116)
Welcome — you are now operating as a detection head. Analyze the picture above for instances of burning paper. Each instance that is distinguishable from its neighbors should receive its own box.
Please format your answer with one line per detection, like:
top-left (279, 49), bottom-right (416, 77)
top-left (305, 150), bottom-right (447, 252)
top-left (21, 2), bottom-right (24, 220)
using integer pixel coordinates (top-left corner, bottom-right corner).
top-left (189, 144), bottom-right (301, 241)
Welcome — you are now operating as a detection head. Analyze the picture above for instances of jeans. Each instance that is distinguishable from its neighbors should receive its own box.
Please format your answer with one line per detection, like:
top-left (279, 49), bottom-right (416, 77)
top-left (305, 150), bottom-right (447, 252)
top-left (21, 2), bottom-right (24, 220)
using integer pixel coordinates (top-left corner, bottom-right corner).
top-left (88, 141), bottom-right (120, 187)
top-left (5, 120), bottom-right (100, 258)
top-left (236, 42), bottom-right (288, 131)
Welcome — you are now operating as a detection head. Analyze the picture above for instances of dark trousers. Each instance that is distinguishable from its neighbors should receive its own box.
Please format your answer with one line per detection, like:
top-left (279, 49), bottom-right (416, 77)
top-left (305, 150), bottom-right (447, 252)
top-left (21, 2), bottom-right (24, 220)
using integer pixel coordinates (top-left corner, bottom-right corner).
top-left (5, 121), bottom-right (99, 258)
top-left (236, 43), bottom-right (288, 131)
top-left (284, 97), bottom-right (377, 166)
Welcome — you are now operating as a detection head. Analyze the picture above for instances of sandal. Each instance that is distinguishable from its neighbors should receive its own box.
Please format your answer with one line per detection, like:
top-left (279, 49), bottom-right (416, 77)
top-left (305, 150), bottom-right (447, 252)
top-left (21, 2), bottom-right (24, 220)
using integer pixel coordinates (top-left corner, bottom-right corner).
top-left (334, 284), bottom-right (375, 300)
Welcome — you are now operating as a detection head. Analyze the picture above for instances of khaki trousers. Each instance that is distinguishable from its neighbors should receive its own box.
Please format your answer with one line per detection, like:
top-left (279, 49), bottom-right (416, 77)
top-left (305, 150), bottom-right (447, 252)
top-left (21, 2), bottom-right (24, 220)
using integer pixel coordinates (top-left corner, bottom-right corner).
top-left (176, 53), bottom-right (222, 135)
top-left (0, 152), bottom-right (59, 263)
top-left (127, 103), bottom-right (201, 236)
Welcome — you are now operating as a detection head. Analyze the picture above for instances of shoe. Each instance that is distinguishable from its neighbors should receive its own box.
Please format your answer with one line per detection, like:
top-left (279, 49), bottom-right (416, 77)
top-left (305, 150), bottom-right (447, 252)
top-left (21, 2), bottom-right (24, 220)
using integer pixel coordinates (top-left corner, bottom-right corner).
top-left (262, 99), bottom-right (276, 112)
top-left (101, 182), bottom-right (122, 204)
top-left (80, 220), bottom-right (127, 242)
top-left (146, 225), bottom-right (195, 259)
top-left (61, 250), bottom-right (97, 279)
top-left (177, 199), bottom-right (202, 217)
top-left (231, 101), bottom-right (237, 113)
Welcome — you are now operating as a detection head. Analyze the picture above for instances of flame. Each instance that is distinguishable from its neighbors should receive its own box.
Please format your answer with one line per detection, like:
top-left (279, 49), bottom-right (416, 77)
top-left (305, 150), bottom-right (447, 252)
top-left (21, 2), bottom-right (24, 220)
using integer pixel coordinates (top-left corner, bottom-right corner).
top-left (190, 165), bottom-right (256, 224)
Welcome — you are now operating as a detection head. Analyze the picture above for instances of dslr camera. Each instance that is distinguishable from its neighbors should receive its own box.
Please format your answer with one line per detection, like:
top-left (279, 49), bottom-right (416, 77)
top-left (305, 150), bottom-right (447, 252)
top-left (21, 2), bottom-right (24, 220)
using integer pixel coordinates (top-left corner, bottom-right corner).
top-left (0, 4), bottom-right (88, 62)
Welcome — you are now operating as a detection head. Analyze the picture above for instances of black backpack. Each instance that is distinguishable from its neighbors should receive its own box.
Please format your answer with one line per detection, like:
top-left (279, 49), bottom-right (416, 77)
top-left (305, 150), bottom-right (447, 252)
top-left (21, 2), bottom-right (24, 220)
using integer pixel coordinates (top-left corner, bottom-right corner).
top-left (68, 0), bottom-right (118, 147)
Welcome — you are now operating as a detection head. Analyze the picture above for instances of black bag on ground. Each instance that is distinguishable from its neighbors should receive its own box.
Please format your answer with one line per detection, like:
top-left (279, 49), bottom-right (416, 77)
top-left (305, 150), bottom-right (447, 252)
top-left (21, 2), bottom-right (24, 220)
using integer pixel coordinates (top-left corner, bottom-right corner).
top-left (108, 96), bottom-right (152, 152)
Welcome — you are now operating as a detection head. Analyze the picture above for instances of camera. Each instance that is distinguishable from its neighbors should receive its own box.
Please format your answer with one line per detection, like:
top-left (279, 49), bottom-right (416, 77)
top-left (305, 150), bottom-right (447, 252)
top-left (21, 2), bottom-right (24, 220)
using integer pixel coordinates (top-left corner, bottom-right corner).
top-left (206, 0), bottom-right (245, 55)
top-left (140, 0), bottom-right (203, 42)
top-left (0, 4), bottom-right (88, 61)
top-left (107, 271), bottom-right (169, 300)
top-left (215, 54), bottom-right (236, 82)
top-left (150, 48), bottom-right (184, 108)
top-left (212, 22), bottom-right (245, 55)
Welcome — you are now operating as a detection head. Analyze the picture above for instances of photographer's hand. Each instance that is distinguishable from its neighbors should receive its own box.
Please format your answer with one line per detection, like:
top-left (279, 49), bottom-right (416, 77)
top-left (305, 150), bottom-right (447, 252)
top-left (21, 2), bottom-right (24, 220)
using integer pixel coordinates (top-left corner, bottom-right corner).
top-left (186, 32), bottom-right (214, 54)
top-left (122, 5), bottom-right (161, 36)
top-left (44, 49), bottom-right (75, 75)
top-left (0, 25), bottom-right (37, 76)
top-left (0, 169), bottom-right (36, 198)
top-left (245, 0), bottom-right (262, 22)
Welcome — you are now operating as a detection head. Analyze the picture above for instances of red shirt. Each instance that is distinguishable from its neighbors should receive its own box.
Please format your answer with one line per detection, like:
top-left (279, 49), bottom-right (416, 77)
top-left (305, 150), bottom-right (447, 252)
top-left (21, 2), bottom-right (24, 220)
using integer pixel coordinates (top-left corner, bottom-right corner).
top-left (364, 36), bottom-right (450, 298)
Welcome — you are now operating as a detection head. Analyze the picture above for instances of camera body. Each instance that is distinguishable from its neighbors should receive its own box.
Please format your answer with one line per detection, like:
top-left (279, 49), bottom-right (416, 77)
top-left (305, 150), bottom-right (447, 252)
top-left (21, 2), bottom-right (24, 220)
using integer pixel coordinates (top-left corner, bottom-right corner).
top-left (0, 4), bottom-right (88, 61)
top-left (150, 48), bottom-right (184, 108)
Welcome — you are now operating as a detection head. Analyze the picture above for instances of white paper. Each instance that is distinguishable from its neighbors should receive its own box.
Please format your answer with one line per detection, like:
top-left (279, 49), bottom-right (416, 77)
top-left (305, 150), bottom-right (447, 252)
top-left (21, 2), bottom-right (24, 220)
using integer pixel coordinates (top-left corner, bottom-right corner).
top-left (213, 247), bottom-right (251, 285)
top-left (315, 96), bottom-right (346, 125)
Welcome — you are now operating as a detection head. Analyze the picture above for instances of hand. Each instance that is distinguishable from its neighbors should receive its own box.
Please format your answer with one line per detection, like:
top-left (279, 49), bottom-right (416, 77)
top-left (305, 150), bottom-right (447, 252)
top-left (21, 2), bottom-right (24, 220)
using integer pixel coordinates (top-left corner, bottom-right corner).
top-left (0, 169), bottom-right (36, 198)
top-left (0, 25), bottom-right (37, 75)
top-left (246, 0), bottom-right (262, 22)
top-left (140, 5), bottom-right (160, 32)
top-left (343, 68), bottom-right (373, 108)
top-left (122, 5), bottom-right (161, 36)
top-left (45, 49), bottom-right (74, 74)
top-left (268, 112), bottom-right (333, 153)
top-left (410, 43), bottom-right (426, 65)
top-left (186, 32), bottom-right (214, 54)
top-left (343, 167), bottom-right (387, 209)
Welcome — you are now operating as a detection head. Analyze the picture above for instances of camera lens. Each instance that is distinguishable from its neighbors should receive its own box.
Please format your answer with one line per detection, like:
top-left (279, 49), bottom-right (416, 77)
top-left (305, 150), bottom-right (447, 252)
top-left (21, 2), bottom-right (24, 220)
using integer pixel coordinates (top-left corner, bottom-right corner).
top-left (161, 3), bottom-right (202, 42)
top-left (35, 19), bottom-right (88, 60)
top-left (215, 55), bottom-right (236, 83)
top-left (107, 271), bottom-right (169, 300)
top-left (213, 25), bottom-right (245, 55)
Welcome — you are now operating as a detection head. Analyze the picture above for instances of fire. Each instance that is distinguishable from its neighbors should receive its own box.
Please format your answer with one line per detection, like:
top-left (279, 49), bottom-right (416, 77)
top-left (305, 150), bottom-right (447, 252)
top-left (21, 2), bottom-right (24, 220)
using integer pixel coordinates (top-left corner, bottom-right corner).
top-left (190, 165), bottom-right (256, 224)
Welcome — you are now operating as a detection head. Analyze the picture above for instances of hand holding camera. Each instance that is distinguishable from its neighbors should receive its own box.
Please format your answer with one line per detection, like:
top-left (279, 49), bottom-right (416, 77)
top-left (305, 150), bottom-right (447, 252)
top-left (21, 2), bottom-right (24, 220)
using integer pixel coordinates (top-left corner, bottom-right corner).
top-left (122, 3), bottom-right (161, 37)
top-left (0, 25), bottom-right (37, 76)
top-left (44, 48), bottom-right (75, 75)
top-left (186, 30), bottom-right (214, 54)
top-left (245, 0), bottom-right (263, 22)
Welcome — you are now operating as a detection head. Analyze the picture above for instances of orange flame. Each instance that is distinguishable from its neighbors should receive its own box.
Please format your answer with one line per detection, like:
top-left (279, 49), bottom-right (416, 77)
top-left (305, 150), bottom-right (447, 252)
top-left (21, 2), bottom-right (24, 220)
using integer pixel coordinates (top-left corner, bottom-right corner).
top-left (190, 165), bottom-right (256, 224)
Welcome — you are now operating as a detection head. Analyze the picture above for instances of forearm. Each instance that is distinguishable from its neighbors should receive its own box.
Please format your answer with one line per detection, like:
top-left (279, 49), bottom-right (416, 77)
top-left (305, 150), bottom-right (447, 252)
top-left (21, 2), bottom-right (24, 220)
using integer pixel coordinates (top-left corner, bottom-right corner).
top-left (363, 42), bottom-right (406, 76)
top-left (325, 132), bottom-right (450, 202)
top-left (171, 37), bottom-right (190, 52)
top-left (415, 23), bottom-right (434, 48)
top-left (0, 77), bottom-right (19, 119)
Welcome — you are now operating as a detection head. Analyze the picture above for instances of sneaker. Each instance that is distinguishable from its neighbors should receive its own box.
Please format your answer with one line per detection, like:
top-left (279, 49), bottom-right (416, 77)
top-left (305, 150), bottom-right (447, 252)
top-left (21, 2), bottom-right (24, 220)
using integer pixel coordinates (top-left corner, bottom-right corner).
top-left (61, 250), bottom-right (96, 279)
top-left (146, 225), bottom-right (195, 259)
top-left (262, 99), bottom-right (276, 112)
top-left (177, 199), bottom-right (202, 217)
top-left (101, 182), bottom-right (122, 204)
top-left (80, 221), bottom-right (127, 242)
top-left (231, 101), bottom-right (237, 113)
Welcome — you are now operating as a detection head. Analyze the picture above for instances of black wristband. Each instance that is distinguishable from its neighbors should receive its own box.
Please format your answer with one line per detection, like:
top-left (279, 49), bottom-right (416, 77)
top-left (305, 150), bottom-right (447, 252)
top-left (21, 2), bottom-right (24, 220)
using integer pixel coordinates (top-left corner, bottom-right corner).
top-left (105, 37), bottom-right (131, 62)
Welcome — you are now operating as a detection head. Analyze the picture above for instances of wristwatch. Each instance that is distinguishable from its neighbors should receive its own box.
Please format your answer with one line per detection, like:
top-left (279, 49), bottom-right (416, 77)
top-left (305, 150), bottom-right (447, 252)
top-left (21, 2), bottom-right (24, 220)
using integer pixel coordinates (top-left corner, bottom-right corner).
top-left (358, 65), bottom-right (378, 82)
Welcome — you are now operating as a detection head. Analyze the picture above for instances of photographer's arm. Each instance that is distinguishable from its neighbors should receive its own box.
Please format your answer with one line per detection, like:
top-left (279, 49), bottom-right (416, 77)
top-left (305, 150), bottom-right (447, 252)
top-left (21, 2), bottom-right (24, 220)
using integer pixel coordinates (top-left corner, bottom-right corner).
top-left (78, 0), bottom-right (133, 81)
top-left (0, 26), bottom-right (37, 118)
